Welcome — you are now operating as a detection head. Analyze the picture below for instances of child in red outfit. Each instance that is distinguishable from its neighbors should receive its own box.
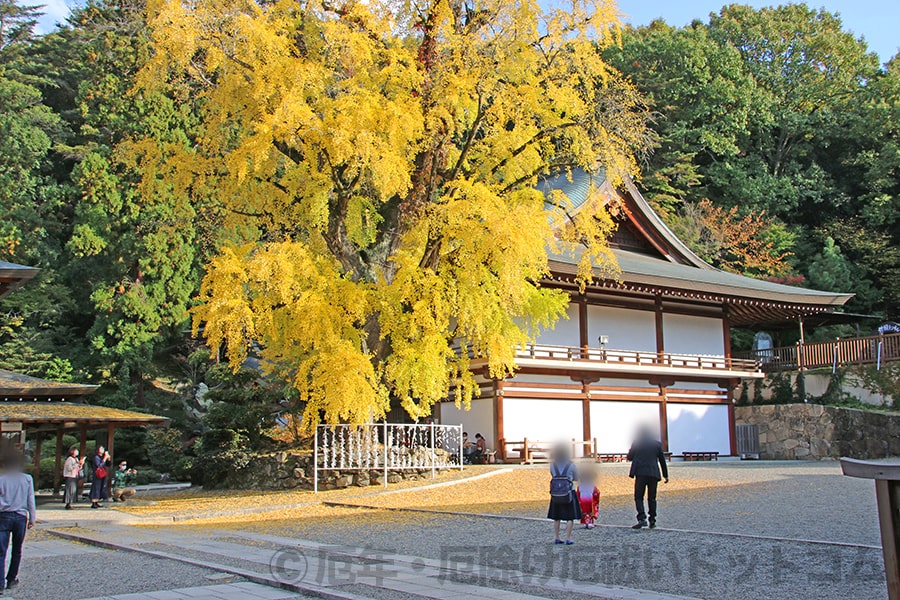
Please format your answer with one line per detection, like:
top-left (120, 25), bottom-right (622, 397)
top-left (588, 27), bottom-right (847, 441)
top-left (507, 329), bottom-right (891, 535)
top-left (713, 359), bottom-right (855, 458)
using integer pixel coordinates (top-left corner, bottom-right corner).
top-left (578, 468), bottom-right (600, 529)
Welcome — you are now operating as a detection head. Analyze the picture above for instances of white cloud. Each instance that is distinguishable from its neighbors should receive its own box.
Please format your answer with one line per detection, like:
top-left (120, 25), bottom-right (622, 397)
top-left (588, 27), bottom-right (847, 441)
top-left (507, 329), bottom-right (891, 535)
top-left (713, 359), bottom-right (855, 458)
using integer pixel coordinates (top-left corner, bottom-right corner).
top-left (34, 0), bottom-right (78, 35)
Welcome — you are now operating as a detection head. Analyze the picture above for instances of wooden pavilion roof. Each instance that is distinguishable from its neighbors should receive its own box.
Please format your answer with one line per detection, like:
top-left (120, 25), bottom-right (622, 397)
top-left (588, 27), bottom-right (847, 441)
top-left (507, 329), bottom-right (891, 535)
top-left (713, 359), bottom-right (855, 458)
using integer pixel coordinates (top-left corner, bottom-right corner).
top-left (0, 401), bottom-right (169, 428)
top-left (0, 369), bottom-right (99, 400)
top-left (0, 370), bottom-right (167, 430)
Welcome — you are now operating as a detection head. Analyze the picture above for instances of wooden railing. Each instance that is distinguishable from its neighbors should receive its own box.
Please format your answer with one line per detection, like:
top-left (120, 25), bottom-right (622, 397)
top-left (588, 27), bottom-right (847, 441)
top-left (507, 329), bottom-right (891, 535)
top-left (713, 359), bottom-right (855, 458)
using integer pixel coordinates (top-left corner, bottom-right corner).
top-left (734, 332), bottom-right (900, 372)
top-left (508, 344), bottom-right (760, 373)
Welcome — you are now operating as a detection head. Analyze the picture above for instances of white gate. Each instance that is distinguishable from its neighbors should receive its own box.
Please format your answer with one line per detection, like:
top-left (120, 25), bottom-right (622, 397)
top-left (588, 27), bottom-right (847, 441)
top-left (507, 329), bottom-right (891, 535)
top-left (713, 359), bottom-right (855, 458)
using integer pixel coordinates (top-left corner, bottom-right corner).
top-left (314, 423), bottom-right (463, 492)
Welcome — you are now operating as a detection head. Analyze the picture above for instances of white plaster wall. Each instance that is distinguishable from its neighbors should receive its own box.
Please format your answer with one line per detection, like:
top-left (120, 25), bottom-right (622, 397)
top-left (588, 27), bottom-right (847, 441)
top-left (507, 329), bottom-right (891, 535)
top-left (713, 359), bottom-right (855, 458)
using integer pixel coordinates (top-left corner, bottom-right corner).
top-left (503, 399), bottom-right (585, 457)
top-left (587, 306), bottom-right (656, 352)
top-left (438, 398), bottom-right (495, 449)
top-left (591, 401), bottom-right (661, 453)
top-left (666, 403), bottom-right (731, 455)
top-left (663, 314), bottom-right (725, 356)
top-left (534, 302), bottom-right (580, 347)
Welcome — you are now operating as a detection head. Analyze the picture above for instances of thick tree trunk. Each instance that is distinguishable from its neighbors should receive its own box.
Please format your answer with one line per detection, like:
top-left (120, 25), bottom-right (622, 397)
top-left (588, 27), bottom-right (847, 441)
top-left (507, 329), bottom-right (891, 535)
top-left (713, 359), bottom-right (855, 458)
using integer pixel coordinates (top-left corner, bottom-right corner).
top-left (130, 370), bottom-right (145, 407)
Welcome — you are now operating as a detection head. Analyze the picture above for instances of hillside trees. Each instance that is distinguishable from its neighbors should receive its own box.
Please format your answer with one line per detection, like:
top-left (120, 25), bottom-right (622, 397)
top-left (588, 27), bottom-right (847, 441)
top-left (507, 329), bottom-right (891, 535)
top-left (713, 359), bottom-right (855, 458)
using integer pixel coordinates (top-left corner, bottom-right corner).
top-left (609, 5), bottom-right (898, 315)
top-left (35, 0), bottom-right (207, 404)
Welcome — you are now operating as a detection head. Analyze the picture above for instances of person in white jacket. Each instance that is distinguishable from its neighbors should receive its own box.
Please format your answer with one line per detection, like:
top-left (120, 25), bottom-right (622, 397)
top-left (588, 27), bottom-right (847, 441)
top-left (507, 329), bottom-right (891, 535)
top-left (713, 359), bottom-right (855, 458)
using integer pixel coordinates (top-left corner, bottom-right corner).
top-left (62, 447), bottom-right (85, 509)
top-left (0, 450), bottom-right (36, 595)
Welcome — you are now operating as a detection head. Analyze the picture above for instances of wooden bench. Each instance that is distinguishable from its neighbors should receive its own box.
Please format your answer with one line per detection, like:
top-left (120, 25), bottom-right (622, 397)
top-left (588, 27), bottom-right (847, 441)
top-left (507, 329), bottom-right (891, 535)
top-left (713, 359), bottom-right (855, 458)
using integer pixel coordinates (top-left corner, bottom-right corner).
top-left (595, 453), bottom-right (628, 463)
top-left (681, 451), bottom-right (719, 462)
top-left (596, 452), bottom-right (674, 463)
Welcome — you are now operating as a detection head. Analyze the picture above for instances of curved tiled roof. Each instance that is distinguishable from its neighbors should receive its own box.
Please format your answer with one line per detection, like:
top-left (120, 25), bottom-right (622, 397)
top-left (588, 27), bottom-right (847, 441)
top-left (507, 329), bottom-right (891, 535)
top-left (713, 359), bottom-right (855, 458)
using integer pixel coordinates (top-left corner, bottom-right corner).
top-left (0, 261), bottom-right (39, 299)
top-left (539, 169), bottom-right (852, 321)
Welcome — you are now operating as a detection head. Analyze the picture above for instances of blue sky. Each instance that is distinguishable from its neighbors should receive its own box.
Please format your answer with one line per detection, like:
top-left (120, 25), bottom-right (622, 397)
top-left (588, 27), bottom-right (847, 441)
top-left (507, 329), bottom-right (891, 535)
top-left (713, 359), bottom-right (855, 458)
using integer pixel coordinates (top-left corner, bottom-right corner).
top-left (616, 0), bottom-right (898, 64)
top-left (35, 1), bottom-right (899, 63)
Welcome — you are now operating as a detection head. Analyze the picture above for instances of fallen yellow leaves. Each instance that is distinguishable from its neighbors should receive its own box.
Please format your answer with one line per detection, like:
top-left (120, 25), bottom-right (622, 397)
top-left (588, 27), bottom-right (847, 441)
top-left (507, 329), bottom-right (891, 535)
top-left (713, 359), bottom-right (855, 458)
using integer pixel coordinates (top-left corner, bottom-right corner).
top-left (120, 466), bottom-right (497, 520)
top-left (334, 466), bottom-right (726, 517)
top-left (124, 464), bottom-right (736, 532)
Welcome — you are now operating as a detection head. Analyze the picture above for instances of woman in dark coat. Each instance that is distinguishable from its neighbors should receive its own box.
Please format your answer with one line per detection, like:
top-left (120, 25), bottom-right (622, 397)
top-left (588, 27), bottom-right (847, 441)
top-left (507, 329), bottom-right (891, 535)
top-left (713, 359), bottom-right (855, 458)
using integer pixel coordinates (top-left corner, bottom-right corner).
top-left (547, 444), bottom-right (581, 544)
top-left (89, 446), bottom-right (111, 509)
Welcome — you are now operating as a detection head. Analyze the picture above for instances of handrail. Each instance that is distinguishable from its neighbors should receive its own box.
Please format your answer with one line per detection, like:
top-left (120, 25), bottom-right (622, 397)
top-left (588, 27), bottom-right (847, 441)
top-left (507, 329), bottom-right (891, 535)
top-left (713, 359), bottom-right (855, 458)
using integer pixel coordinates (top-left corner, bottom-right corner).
top-left (734, 332), bottom-right (900, 372)
top-left (497, 344), bottom-right (760, 372)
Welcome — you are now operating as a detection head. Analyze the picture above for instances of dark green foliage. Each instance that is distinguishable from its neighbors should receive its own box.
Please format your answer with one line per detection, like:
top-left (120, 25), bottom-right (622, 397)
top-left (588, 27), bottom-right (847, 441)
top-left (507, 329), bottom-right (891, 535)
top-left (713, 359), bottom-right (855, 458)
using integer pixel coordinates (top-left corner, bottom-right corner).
top-left (143, 428), bottom-right (182, 473)
top-left (133, 467), bottom-right (161, 485)
top-left (192, 428), bottom-right (251, 488)
top-left (172, 456), bottom-right (193, 481)
top-left (820, 368), bottom-right (852, 405)
top-left (768, 372), bottom-right (797, 404)
top-left (854, 364), bottom-right (900, 406)
top-left (202, 365), bottom-right (282, 449)
top-left (752, 379), bottom-right (765, 405)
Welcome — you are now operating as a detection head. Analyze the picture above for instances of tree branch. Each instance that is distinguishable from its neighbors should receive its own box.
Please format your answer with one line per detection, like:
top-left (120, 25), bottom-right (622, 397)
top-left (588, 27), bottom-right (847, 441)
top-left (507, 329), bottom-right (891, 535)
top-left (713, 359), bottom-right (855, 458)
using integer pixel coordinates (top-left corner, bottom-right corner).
top-left (489, 122), bottom-right (578, 176)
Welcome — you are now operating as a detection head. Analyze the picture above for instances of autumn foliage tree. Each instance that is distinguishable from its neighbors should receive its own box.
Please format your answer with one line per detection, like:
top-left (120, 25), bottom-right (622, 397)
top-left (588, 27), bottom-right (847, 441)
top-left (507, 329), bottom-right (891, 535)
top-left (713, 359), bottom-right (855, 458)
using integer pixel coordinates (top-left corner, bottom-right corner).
top-left (140, 0), bottom-right (649, 426)
top-left (668, 199), bottom-right (793, 278)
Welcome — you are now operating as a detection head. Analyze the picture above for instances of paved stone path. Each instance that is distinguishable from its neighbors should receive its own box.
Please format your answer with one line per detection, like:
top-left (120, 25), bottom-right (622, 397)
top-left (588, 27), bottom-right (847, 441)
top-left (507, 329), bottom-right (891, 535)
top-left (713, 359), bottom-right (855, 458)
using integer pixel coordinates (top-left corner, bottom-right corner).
top-left (48, 525), bottom-right (692, 600)
top-left (82, 582), bottom-right (306, 600)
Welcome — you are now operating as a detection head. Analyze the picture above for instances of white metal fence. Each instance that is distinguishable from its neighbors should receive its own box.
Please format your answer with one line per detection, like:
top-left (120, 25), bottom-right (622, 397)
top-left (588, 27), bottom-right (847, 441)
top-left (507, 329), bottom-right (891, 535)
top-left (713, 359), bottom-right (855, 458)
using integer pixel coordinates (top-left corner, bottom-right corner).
top-left (314, 423), bottom-right (463, 492)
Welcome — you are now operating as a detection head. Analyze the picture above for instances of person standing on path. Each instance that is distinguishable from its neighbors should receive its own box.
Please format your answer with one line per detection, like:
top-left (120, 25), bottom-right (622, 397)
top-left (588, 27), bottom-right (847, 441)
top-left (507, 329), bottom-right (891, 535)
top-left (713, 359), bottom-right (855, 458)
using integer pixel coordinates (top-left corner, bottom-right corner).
top-left (62, 447), bottom-right (84, 509)
top-left (547, 444), bottom-right (581, 545)
top-left (89, 446), bottom-right (111, 509)
top-left (0, 451), bottom-right (36, 595)
top-left (627, 425), bottom-right (669, 529)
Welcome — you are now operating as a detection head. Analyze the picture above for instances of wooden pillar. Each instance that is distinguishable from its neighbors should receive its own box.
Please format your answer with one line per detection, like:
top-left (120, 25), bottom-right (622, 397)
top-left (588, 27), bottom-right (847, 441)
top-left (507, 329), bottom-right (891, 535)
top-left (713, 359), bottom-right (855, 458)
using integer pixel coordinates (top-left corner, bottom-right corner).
top-left (841, 459), bottom-right (900, 600)
top-left (53, 429), bottom-right (63, 496)
top-left (107, 424), bottom-right (115, 460)
top-left (77, 424), bottom-right (88, 500)
top-left (655, 296), bottom-right (665, 363)
top-left (722, 305), bottom-right (732, 367)
top-left (578, 297), bottom-right (589, 353)
top-left (31, 433), bottom-right (42, 490)
top-left (581, 381), bottom-right (591, 457)
top-left (658, 385), bottom-right (669, 453)
top-left (727, 393), bottom-right (738, 456)
top-left (494, 380), bottom-right (505, 461)
top-left (876, 479), bottom-right (900, 600)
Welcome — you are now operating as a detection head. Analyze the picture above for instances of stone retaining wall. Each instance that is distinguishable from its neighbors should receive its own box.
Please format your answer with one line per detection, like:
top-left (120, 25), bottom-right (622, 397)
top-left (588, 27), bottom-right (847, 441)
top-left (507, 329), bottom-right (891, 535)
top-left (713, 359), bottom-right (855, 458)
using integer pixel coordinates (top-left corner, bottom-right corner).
top-left (736, 403), bottom-right (900, 460)
top-left (219, 451), bottom-right (444, 490)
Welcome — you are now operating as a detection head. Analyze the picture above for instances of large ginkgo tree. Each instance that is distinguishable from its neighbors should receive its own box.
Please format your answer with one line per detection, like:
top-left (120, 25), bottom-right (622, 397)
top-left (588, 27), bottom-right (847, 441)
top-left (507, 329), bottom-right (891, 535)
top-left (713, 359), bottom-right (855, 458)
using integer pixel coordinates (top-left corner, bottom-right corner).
top-left (141, 0), bottom-right (649, 426)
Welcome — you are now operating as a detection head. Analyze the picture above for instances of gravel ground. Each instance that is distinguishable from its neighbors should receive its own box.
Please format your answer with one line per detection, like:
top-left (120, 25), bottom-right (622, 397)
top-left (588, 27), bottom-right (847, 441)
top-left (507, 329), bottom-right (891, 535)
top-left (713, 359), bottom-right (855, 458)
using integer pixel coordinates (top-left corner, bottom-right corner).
top-left (225, 507), bottom-right (885, 600)
top-left (342, 460), bottom-right (882, 546)
top-left (8, 547), bottom-right (232, 600)
top-left (23, 461), bottom-right (885, 600)
top-left (210, 460), bottom-right (886, 600)
top-left (593, 461), bottom-right (881, 546)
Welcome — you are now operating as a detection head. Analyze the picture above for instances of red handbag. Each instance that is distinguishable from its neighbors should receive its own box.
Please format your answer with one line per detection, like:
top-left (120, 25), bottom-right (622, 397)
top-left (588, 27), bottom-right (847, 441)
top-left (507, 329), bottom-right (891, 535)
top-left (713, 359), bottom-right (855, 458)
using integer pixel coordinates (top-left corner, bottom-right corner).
top-left (95, 466), bottom-right (108, 479)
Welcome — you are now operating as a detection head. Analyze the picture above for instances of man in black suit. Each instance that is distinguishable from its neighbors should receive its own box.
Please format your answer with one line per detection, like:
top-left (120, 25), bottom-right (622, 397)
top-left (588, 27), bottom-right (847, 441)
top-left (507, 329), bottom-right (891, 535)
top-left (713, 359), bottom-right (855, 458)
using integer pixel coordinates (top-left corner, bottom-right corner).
top-left (627, 426), bottom-right (669, 529)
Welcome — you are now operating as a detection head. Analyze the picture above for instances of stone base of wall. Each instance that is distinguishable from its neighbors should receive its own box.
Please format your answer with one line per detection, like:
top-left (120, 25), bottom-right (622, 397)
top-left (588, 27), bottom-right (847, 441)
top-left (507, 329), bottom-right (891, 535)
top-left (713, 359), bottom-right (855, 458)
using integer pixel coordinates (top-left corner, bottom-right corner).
top-left (219, 451), bottom-right (449, 490)
top-left (736, 403), bottom-right (900, 460)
